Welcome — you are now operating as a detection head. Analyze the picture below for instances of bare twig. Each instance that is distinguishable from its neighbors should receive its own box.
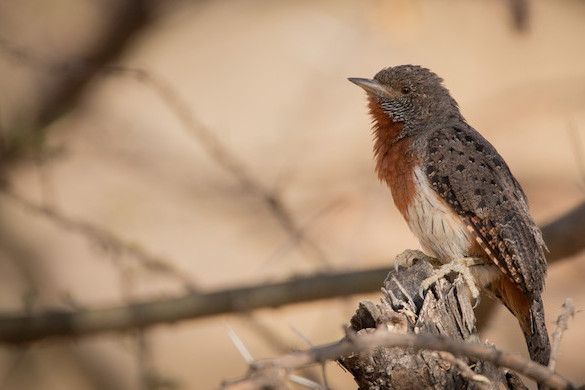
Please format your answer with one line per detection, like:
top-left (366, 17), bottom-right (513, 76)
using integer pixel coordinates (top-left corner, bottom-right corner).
top-left (0, 187), bottom-right (198, 291)
top-left (549, 298), bottom-right (575, 372)
top-left (289, 326), bottom-right (330, 388)
top-left (107, 67), bottom-right (330, 267)
top-left (239, 315), bottom-right (293, 356)
top-left (0, 195), bottom-right (583, 343)
top-left (226, 327), bottom-right (574, 390)
top-left (226, 326), bottom-right (323, 389)
top-left (227, 326), bottom-right (254, 364)
top-left (231, 315), bottom-right (325, 385)
top-left (263, 198), bottom-right (345, 268)
top-left (134, 330), bottom-right (178, 390)
top-left (0, 1), bottom-right (165, 160)
top-left (0, 265), bottom-right (390, 343)
top-left (508, 0), bottom-right (530, 32)
top-left (0, 33), bottom-right (331, 267)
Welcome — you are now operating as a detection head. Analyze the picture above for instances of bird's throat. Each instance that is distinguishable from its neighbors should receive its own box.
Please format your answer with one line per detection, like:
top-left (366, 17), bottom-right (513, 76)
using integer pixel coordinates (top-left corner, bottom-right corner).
top-left (368, 96), bottom-right (410, 182)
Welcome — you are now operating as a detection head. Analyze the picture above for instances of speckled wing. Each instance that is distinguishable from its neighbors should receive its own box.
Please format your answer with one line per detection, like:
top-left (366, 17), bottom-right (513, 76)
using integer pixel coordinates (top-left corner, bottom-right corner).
top-left (423, 125), bottom-right (547, 297)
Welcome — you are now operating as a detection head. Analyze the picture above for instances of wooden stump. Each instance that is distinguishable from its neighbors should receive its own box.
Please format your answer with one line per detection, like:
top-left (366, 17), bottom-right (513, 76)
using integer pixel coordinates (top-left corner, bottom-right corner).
top-left (338, 250), bottom-right (527, 390)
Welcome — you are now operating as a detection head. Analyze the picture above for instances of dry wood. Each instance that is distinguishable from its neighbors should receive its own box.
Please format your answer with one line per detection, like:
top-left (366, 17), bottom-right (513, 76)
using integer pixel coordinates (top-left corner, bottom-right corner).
top-left (1, 153), bottom-right (582, 342)
top-left (223, 251), bottom-right (577, 389)
top-left (0, 195), bottom-right (583, 343)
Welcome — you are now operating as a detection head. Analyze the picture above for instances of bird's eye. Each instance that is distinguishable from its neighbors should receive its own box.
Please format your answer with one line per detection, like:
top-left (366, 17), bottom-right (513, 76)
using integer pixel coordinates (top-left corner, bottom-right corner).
top-left (401, 86), bottom-right (411, 94)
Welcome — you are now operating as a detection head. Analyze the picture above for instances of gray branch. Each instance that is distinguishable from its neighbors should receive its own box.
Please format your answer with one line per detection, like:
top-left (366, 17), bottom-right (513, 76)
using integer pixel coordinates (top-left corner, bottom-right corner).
top-left (339, 257), bottom-right (515, 390)
top-left (542, 201), bottom-right (585, 263)
top-left (223, 252), bottom-right (576, 389)
top-left (0, 201), bottom-right (582, 344)
top-left (0, 266), bottom-right (389, 344)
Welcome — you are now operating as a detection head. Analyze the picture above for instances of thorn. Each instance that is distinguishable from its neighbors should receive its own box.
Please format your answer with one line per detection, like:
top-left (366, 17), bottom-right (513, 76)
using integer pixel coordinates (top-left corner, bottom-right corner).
top-left (226, 325), bottom-right (253, 364)
top-left (289, 325), bottom-right (314, 347)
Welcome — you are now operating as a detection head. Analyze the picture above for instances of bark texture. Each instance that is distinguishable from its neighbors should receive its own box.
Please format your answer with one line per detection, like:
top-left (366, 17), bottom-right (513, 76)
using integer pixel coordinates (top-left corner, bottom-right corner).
top-left (339, 251), bottom-right (526, 390)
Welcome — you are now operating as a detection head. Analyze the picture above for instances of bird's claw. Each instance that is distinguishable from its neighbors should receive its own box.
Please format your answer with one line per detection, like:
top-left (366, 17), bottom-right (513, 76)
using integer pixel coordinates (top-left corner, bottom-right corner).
top-left (418, 258), bottom-right (481, 305)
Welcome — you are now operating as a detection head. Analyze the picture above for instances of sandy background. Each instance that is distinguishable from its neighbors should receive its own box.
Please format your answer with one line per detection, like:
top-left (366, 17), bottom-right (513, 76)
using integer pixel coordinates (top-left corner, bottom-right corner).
top-left (0, 0), bottom-right (584, 388)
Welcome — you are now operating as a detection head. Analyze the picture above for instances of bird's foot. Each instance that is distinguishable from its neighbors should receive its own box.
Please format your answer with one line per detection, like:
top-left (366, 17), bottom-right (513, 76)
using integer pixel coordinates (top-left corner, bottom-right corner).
top-left (419, 258), bottom-right (483, 305)
top-left (393, 249), bottom-right (439, 271)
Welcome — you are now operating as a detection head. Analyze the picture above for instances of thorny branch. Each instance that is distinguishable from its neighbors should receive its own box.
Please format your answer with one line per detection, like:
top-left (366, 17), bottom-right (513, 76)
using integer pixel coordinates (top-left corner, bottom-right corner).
top-left (223, 256), bottom-right (577, 390)
top-left (223, 327), bottom-right (575, 390)
top-left (235, 315), bottom-right (325, 385)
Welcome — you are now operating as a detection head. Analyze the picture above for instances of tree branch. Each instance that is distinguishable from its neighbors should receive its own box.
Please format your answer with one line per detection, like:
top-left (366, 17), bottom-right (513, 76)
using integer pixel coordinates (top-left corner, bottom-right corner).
top-left (0, 40), bottom-right (332, 267)
top-left (543, 201), bottom-right (585, 263)
top-left (223, 253), bottom-right (576, 390)
top-left (0, 265), bottom-right (389, 344)
top-left (0, 0), bottom-right (161, 162)
top-left (0, 200), bottom-right (582, 344)
top-left (224, 328), bottom-right (574, 389)
top-left (0, 186), bottom-right (198, 291)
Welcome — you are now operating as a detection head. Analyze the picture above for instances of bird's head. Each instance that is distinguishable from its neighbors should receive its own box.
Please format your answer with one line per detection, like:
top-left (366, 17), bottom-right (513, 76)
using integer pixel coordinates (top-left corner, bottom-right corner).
top-left (349, 65), bottom-right (461, 135)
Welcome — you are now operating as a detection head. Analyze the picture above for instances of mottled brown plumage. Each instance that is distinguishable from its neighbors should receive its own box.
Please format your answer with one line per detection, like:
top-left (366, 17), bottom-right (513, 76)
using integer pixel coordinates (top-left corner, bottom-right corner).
top-left (425, 127), bottom-right (546, 296)
top-left (349, 65), bottom-right (550, 369)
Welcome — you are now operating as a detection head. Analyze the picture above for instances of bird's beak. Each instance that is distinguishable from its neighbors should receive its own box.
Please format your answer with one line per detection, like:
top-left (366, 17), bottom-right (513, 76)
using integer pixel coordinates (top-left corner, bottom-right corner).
top-left (348, 77), bottom-right (389, 98)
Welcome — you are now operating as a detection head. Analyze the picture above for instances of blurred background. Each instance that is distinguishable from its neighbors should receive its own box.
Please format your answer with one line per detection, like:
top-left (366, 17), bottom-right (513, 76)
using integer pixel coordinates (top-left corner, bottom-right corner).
top-left (0, 0), bottom-right (584, 389)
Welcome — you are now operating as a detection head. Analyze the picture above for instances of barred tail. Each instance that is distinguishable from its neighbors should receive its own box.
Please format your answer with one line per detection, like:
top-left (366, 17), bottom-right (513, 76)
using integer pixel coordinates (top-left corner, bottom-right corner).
top-left (524, 295), bottom-right (550, 367)
top-left (491, 278), bottom-right (550, 387)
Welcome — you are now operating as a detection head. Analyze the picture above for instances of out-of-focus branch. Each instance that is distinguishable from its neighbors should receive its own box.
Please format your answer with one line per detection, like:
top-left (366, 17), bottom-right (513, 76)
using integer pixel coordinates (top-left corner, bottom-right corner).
top-left (0, 0), bottom-right (161, 162)
top-left (0, 265), bottom-right (390, 344)
top-left (3, 182), bottom-right (322, 382)
top-left (34, 1), bottom-right (156, 129)
top-left (0, 186), bottom-right (198, 291)
top-left (105, 67), bottom-right (330, 267)
top-left (0, 33), bottom-right (331, 266)
top-left (0, 199), bottom-right (583, 343)
top-left (224, 255), bottom-right (575, 390)
top-left (543, 201), bottom-right (585, 263)
top-left (508, 0), bottom-right (530, 33)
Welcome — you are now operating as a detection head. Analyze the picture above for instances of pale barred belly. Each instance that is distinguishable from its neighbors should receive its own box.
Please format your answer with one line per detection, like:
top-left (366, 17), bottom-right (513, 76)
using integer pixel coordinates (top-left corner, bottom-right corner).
top-left (405, 167), bottom-right (473, 263)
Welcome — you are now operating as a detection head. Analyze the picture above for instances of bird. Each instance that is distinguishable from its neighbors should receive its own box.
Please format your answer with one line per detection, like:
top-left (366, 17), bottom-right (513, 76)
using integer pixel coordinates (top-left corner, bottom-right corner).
top-left (349, 65), bottom-right (550, 369)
